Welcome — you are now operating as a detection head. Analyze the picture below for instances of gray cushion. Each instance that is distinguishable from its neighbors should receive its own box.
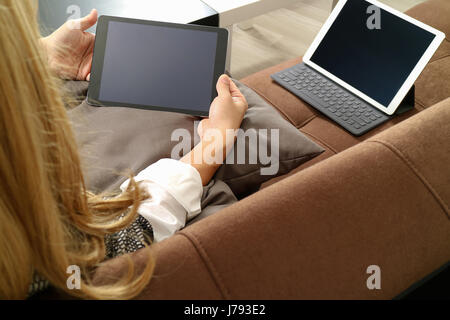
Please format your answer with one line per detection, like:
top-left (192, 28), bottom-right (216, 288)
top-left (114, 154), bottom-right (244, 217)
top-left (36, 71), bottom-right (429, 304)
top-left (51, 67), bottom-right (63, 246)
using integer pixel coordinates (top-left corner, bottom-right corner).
top-left (215, 80), bottom-right (324, 197)
top-left (67, 80), bottom-right (324, 198)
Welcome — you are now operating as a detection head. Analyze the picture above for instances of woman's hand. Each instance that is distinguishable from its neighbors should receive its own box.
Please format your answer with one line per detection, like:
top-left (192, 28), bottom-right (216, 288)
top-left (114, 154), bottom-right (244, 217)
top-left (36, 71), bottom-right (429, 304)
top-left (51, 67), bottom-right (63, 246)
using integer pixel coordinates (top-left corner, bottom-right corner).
top-left (41, 9), bottom-right (98, 81)
top-left (198, 75), bottom-right (248, 139)
top-left (182, 75), bottom-right (248, 185)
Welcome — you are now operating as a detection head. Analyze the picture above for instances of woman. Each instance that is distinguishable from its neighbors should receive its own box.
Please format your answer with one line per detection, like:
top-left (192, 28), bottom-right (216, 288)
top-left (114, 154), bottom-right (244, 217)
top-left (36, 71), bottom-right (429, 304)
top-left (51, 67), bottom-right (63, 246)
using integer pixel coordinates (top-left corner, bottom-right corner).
top-left (0, 1), bottom-right (248, 299)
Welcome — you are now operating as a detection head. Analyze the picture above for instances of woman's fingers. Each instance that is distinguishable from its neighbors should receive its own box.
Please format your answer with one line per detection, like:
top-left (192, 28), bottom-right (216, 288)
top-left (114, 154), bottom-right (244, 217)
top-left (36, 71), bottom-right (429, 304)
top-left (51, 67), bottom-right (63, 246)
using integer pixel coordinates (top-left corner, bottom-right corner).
top-left (228, 81), bottom-right (248, 114)
top-left (217, 75), bottom-right (247, 107)
top-left (229, 80), bottom-right (247, 104)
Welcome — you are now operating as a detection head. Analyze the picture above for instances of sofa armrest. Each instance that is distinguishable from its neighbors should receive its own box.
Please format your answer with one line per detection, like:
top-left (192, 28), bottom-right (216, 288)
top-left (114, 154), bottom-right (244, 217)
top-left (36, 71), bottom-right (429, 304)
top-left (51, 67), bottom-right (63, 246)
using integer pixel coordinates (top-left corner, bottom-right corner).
top-left (88, 99), bottom-right (450, 300)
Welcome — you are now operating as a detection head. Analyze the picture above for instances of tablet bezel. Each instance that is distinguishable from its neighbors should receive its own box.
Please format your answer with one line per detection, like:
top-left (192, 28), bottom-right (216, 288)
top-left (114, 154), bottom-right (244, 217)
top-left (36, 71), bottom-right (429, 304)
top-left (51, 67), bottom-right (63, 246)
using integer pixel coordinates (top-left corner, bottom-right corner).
top-left (303, 0), bottom-right (445, 115)
top-left (87, 15), bottom-right (229, 117)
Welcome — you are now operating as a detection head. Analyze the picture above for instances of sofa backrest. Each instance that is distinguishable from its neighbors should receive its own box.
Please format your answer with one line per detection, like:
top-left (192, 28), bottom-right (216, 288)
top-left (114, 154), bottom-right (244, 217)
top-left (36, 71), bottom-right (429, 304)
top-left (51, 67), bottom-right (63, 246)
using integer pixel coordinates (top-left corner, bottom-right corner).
top-left (406, 0), bottom-right (450, 109)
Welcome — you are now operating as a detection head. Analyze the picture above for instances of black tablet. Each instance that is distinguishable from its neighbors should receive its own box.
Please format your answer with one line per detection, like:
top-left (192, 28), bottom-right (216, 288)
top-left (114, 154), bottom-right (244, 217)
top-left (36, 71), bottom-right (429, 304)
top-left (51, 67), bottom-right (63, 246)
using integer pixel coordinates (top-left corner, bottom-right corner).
top-left (88, 16), bottom-right (228, 116)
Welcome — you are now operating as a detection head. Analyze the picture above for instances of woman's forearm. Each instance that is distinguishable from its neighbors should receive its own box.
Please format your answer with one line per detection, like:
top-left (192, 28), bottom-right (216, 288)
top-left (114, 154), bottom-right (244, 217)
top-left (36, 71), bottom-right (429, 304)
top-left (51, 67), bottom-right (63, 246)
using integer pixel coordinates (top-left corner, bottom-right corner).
top-left (181, 143), bottom-right (221, 186)
top-left (181, 129), bottom-right (234, 186)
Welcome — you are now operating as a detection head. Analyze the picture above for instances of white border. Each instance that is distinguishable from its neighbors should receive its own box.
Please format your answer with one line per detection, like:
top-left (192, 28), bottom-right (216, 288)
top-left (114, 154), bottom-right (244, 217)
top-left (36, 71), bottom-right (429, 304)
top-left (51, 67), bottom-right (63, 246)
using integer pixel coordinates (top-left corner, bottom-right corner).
top-left (303, 0), bottom-right (445, 115)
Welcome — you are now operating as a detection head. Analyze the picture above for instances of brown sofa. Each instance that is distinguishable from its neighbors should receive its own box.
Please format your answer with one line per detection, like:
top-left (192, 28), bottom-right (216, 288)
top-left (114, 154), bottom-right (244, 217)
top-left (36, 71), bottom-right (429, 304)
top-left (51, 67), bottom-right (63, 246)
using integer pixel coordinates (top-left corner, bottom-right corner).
top-left (44, 0), bottom-right (450, 299)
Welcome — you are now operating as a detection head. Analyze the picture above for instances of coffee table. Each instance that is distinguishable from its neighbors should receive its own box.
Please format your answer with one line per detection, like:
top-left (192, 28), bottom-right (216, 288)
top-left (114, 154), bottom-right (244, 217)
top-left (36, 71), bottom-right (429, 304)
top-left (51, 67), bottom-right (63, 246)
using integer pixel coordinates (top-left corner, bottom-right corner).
top-left (38, 0), bottom-right (218, 36)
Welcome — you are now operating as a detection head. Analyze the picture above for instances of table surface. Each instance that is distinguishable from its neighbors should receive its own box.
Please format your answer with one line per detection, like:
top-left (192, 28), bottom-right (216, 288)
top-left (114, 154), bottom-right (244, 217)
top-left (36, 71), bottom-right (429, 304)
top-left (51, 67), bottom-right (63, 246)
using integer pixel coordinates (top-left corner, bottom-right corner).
top-left (201, 0), bottom-right (259, 13)
top-left (201, 0), bottom-right (302, 27)
top-left (39, 0), bottom-right (218, 36)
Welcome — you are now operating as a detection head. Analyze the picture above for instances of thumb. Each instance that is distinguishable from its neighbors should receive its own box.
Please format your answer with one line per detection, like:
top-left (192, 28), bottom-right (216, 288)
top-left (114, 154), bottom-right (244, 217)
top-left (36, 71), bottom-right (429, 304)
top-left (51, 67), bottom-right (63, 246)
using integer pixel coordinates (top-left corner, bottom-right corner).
top-left (216, 75), bottom-right (231, 98)
top-left (71, 9), bottom-right (98, 31)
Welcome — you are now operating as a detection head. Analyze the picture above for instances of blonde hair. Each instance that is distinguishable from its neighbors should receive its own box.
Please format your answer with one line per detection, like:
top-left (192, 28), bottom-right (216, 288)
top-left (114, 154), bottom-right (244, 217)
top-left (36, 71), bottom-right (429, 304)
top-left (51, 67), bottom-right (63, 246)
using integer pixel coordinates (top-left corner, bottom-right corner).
top-left (0, 0), bottom-right (155, 299)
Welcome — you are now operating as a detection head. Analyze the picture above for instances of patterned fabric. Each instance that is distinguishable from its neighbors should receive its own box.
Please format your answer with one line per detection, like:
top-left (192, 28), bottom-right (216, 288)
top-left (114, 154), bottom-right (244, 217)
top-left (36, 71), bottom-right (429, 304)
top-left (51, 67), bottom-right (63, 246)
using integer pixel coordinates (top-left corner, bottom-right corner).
top-left (27, 216), bottom-right (153, 298)
top-left (105, 215), bottom-right (154, 259)
top-left (28, 273), bottom-right (50, 297)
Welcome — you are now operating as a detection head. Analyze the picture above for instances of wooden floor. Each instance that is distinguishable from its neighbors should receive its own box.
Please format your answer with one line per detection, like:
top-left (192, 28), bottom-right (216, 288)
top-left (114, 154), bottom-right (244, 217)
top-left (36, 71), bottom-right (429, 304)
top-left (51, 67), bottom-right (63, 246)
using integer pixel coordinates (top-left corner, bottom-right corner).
top-left (230, 0), bottom-right (426, 79)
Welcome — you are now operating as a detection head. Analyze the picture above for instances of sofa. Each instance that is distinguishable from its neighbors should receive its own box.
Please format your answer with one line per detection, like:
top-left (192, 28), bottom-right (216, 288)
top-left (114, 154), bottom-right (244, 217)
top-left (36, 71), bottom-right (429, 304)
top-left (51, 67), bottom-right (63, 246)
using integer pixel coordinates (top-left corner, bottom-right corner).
top-left (41, 0), bottom-right (450, 299)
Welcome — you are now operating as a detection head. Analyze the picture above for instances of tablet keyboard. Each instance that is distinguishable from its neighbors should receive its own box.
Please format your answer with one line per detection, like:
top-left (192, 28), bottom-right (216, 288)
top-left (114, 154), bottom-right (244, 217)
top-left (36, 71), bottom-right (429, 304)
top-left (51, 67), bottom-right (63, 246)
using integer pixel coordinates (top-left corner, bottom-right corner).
top-left (271, 63), bottom-right (390, 136)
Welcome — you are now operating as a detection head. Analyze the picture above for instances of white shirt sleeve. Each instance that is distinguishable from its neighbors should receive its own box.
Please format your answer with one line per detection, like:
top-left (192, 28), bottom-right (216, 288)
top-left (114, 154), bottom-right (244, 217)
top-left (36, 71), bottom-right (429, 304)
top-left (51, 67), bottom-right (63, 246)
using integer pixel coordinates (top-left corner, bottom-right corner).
top-left (120, 159), bottom-right (203, 243)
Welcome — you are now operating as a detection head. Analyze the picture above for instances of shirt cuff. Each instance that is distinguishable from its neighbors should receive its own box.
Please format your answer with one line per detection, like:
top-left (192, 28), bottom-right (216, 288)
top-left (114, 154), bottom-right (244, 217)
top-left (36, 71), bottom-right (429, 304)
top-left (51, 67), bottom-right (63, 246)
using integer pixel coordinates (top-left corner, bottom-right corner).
top-left (120, 159), bottom-right (203, 217)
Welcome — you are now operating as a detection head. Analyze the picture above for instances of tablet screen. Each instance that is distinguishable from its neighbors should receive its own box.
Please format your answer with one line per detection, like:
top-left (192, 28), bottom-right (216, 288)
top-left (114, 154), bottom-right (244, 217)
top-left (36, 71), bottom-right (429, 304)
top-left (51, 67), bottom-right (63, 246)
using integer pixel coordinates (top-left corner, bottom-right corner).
top-left (98, 21), bottom-right (219, 113)
top-left (309, 0), bottom-right (436, 107)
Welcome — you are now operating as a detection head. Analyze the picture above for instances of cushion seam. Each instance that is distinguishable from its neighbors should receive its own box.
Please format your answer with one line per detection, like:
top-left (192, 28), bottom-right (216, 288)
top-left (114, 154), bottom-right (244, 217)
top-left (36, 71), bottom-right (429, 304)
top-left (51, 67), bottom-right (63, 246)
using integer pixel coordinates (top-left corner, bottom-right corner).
top-left (368, 139), bottom-right (450, 219)
top-left (178, 231), bottom-right (231, 299)
top-left (414, 99), bottom-right (426, 110)
top-left (299, 129), bottom-right (339, 154)
top-left (296, 115), bottom-right (317, 129)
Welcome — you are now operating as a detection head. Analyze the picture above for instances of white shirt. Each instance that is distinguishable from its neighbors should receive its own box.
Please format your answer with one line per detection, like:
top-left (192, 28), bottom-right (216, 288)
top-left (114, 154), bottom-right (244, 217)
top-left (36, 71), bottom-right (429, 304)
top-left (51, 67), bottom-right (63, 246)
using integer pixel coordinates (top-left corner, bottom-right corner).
top-left (120, 159), bottom-right (203, 243)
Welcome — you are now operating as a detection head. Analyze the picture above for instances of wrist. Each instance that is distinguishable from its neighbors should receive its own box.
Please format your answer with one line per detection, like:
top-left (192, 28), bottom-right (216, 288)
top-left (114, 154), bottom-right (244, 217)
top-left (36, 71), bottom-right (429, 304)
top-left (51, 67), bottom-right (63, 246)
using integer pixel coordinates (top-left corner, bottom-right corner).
top-left (200, 127), bottom-right (238, 148)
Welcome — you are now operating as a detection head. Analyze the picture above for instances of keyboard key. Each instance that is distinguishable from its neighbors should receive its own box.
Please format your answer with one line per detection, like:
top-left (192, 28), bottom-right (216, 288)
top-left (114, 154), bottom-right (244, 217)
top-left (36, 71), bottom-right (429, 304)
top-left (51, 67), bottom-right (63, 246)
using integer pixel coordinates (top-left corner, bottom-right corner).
top-left (285, 73), bottom-right (296, 81)
top-left (360, 116), bottom-right (372, 124)
top-left (352, 117), bottom-right (366, 126)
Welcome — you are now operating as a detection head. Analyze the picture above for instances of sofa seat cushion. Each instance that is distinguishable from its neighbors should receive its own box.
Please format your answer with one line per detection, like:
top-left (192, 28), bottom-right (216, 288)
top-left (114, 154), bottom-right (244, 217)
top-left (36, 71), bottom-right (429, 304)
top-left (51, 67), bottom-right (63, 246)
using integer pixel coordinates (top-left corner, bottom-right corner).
top-left (407, 0), bottom-right (450, 45)
top-left (414, 44), bottom-right (450, 108)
